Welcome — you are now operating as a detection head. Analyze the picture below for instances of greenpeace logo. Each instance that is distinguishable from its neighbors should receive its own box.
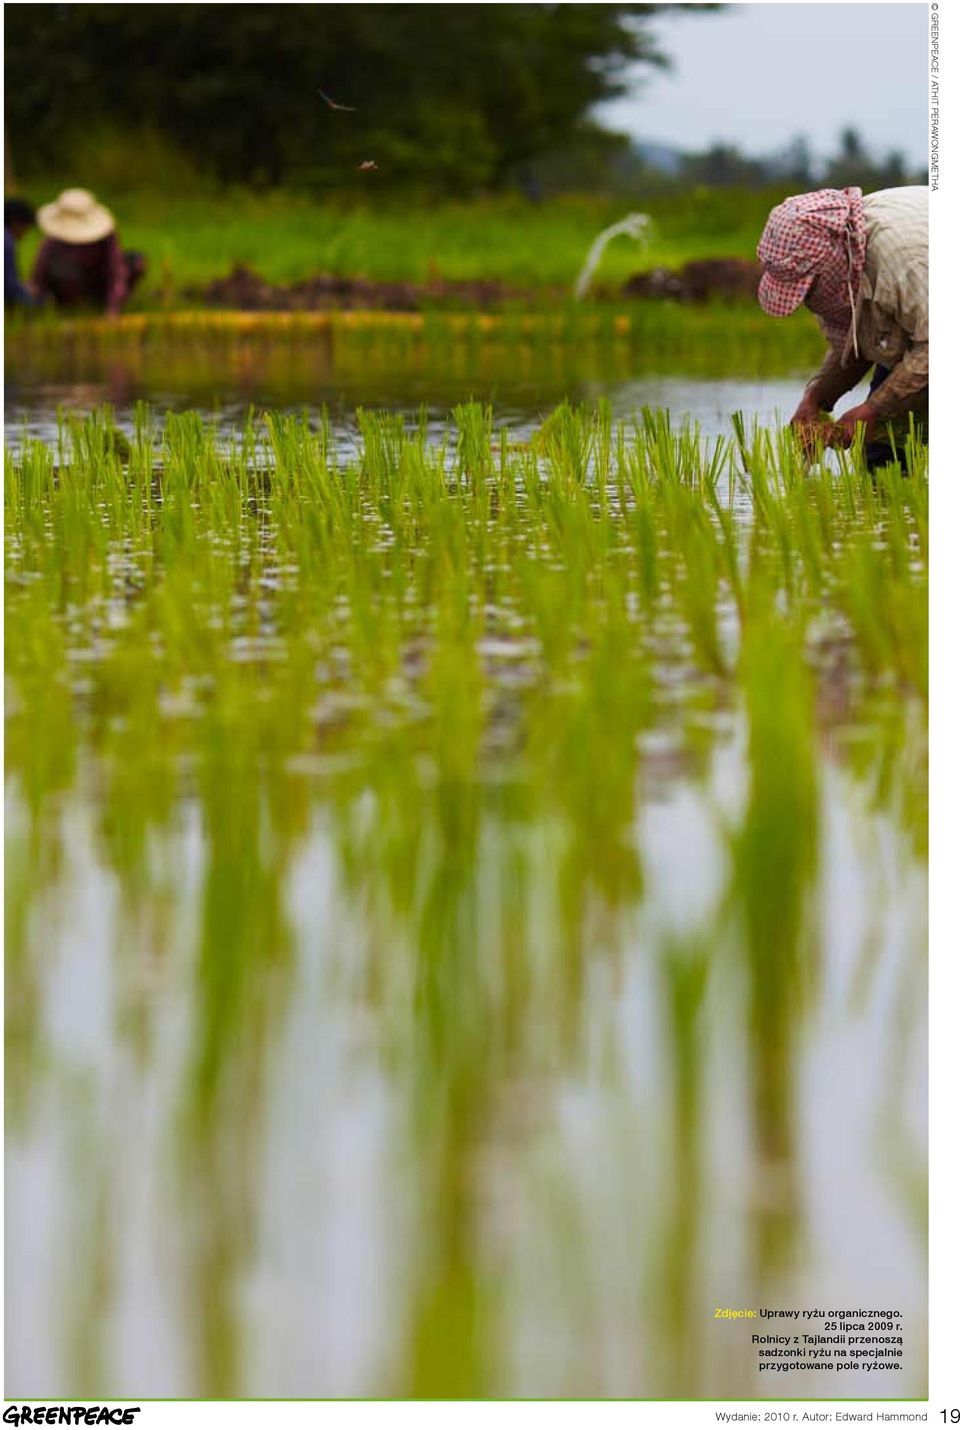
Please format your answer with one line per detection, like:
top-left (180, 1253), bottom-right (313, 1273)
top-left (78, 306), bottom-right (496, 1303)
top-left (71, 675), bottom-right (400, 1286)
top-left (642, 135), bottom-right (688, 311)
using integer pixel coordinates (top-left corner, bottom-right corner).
top-left (3, 1411), bottom-right (140, 1427)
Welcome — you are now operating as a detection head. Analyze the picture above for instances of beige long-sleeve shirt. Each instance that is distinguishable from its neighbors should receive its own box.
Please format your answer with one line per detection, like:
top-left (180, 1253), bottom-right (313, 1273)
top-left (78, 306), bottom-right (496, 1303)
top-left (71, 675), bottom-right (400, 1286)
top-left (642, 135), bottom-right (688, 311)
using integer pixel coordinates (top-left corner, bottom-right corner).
top-left (805, 186), bottom-right (928, 419)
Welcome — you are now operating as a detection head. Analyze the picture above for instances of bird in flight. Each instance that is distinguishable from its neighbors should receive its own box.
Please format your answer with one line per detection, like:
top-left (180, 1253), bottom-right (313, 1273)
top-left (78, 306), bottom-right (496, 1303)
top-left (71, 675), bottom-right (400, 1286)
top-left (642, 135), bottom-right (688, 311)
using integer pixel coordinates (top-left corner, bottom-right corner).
top-left (357, 160), bottom-right (378, 171)
top-left (318, 88), bottom-right (356, 112)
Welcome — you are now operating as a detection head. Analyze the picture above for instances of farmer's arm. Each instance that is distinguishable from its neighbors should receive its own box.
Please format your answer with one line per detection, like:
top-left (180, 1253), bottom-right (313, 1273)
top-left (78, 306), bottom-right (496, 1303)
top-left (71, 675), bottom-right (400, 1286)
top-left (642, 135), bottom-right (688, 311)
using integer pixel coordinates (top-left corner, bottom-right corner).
top-left (862, 271), bottom-right (928, 418)
top-left (105, 233), bottom-right (128, 315)
top-left (791, 345), bottom-right (872, 425)
top-left (833, 265), bottom-right (928, 439)
top-left (30, 238), bottom-right (52, 297)
top-left (803, 347), bottom-right (873, 412)
top-left (862, 341), bottom-right (928, 417)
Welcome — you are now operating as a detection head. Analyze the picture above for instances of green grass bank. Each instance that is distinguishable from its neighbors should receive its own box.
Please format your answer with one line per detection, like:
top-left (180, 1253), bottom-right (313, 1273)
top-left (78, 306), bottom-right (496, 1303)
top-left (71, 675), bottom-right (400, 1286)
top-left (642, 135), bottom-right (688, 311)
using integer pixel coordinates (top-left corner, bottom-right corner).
top-left (12, 186), bottom-right (792, 300)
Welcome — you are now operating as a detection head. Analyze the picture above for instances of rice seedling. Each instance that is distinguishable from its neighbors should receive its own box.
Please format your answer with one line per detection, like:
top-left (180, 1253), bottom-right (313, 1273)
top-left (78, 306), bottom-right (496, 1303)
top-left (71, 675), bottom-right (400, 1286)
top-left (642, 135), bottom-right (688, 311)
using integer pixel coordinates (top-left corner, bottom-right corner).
top-left (4, 401), bottom-right (928, 1397)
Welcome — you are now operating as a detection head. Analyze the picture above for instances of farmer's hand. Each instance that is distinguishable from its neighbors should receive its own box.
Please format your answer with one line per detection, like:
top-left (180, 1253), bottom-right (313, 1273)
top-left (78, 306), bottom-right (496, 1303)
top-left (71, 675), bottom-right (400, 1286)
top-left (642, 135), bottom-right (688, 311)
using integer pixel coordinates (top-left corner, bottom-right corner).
top-left (830, 403), bottom-right (877, 448)
top-left (789, 394), bottom-right (837, 458)
top-left (789, 393), bottom-right (823, 428)
top-left (792, 420), bottom-right (839, 460)
top-left (789, 397), bottom-right (835, 459)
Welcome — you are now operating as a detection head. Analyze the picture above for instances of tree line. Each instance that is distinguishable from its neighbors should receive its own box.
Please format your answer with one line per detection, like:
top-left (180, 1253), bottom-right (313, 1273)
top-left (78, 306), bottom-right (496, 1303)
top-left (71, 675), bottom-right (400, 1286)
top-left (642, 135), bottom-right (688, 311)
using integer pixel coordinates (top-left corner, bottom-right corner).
top-left (5, 4), bottom-right (715, 191)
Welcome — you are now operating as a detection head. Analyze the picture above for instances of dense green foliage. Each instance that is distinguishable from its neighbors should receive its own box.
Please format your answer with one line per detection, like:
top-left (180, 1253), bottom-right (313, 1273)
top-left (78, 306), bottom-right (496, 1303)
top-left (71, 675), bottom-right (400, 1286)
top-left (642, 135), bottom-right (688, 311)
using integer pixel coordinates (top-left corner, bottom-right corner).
top-left (6, 4), bottom-right (714, 190)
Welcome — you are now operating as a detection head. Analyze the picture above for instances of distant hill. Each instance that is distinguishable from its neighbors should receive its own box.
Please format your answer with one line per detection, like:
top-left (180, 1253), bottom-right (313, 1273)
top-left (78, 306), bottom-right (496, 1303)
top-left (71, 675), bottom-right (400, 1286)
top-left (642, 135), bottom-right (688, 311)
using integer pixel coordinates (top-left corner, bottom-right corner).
top-left (630, 141), bottom-right (685, 176)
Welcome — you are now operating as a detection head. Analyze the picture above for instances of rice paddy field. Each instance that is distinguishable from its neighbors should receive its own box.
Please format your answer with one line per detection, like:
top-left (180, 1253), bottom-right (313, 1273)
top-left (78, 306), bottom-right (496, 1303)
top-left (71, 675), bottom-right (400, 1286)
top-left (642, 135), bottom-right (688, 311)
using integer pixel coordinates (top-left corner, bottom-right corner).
top-left (4, 314), bottom-right (927, 1399)
top-left (10, 187), bottom-right (792, 297)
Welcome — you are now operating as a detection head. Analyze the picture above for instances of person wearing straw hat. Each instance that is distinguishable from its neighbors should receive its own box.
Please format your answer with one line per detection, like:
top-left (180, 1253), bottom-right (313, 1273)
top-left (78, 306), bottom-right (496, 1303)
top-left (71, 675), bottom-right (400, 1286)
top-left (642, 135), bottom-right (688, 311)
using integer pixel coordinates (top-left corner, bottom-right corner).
top-left (31, 188), bottom-right (146, 315)
top-left (756, 185), bottom-right (927, 464)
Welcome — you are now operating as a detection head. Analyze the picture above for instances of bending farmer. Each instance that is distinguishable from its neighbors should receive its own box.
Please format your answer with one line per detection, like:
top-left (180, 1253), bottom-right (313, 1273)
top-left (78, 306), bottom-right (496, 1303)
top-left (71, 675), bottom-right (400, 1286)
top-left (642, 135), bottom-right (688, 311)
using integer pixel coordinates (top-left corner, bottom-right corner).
top-left (32, 188), bottom-right (146, 315)
top-left (756, 186), bottom-right (927, 461)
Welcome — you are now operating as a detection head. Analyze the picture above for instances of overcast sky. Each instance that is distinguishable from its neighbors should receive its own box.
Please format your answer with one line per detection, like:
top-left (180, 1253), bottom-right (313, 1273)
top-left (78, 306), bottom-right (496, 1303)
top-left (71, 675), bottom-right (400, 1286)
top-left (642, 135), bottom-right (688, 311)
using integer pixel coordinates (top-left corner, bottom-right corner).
top-left (595, 3), bottom-right (928, 168)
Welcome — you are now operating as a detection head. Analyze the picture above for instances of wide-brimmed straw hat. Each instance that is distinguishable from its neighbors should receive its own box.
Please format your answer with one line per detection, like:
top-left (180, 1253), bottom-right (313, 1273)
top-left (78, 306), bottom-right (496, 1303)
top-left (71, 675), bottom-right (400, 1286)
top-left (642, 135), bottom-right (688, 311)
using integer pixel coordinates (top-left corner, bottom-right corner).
top-left (37, 188), bottom-right (115, 244)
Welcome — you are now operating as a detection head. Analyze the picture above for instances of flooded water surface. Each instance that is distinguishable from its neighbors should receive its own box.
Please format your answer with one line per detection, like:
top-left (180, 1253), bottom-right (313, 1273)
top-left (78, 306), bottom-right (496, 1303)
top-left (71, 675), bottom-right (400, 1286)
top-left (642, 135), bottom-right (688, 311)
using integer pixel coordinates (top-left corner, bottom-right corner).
top-left (5, 348), bottom-right (926, 1398)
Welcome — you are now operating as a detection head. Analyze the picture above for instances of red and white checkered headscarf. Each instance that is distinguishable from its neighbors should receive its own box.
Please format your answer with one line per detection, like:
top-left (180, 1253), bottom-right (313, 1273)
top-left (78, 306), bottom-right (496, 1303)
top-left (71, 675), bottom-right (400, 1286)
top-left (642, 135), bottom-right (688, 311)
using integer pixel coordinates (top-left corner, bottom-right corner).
top-left (757, 187), bottom-right (867, 351)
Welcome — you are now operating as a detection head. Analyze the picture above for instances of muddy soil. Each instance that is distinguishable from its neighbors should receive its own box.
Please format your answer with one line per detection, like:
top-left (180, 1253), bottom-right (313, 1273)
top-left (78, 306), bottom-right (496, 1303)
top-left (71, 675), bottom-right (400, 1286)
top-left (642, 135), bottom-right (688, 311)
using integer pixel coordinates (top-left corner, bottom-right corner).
top-left (190, 264), bottom-right (537, 311)
top-left (189, 257), bottom-right (762, 311)
top-left (622, 257), bottom-right (762, 303)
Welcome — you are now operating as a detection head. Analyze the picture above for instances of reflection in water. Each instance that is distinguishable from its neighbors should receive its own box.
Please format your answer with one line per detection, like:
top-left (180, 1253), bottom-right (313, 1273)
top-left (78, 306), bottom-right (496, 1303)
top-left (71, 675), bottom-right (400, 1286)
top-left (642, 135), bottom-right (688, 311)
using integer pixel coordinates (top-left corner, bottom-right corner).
top-left (657, 931), bottom-right (709, 1395)
top-left (5, 342), bottom-right (816, 452)
top-left (5, 403), bottom-right (926, 1397)
top-left (9, 373), bottom-right (814, 454)
top-left (735, 620), bottom-right (816, 1288)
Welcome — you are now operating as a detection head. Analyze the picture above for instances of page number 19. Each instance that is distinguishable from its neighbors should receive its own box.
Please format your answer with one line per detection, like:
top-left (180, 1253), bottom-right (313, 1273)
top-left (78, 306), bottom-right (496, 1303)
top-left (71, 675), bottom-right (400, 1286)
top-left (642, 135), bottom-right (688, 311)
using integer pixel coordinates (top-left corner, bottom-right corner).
top-left (940, 1413), bottom-right (960, 1423)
